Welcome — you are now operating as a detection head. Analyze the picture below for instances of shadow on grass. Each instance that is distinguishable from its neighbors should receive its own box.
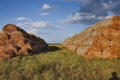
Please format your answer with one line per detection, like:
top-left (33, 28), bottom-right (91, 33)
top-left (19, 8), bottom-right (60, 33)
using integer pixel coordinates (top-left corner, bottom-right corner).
top-left (15, 45), bottom-right (61, 60)
top-left (46, 46), bottom-right (61, 52)
top-left (34, 45), bottom-right (61, 54)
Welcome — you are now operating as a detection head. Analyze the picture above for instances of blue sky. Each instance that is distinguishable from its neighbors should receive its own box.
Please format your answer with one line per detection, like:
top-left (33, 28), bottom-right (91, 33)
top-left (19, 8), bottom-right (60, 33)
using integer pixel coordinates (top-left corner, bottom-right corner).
top-left (0, 0), bottom-right (119, 43)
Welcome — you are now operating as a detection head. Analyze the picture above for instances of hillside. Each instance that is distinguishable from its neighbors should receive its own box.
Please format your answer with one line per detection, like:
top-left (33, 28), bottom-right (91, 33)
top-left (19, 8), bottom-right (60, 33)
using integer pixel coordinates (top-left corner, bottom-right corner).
top-left (0, 44), bottom-right (120, 80)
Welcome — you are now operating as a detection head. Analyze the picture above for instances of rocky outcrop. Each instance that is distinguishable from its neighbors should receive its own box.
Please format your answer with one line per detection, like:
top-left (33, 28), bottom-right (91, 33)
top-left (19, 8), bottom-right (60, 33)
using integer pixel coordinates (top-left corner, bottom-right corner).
top-left (0, 24), bottom-right (47, 59)
top-left (62, 16), bottom-right (120, 59)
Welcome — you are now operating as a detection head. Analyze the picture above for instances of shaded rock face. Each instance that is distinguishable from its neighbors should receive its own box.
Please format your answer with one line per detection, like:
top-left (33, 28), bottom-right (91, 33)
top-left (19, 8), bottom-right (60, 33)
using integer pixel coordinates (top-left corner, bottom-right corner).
top-left (0, 24), bottom-right (47, 59)
top-left (62, 16), bottom-right (120, 59)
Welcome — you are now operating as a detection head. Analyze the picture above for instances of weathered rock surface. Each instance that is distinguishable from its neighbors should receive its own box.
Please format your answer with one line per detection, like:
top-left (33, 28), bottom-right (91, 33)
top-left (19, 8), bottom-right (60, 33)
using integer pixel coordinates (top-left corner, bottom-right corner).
top-left (0, 24), bottom-right (47, 59)
top-left (62, 16), bottom-right (120, 59)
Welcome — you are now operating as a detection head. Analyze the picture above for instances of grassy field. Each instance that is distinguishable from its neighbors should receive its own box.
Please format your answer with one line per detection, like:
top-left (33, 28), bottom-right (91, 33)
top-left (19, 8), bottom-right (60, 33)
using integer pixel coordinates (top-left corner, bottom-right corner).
top-left (0, 44), bottom-right (120, 80)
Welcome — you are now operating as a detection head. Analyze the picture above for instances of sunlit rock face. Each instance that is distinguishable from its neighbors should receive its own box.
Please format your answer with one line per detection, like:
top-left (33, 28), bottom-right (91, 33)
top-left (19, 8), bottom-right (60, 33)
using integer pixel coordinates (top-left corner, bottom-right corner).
top-left (62, 16), bottom-right (120, 59)
top-left (0, 24), bottom-right (47, 59)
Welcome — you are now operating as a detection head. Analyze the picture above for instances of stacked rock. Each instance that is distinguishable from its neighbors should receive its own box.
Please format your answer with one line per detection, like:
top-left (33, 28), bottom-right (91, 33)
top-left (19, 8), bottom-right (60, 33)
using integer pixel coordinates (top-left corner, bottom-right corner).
top-left (0, 24), bottom-right (47, 59)
top-left (62, 16), bottom-right (120, 59)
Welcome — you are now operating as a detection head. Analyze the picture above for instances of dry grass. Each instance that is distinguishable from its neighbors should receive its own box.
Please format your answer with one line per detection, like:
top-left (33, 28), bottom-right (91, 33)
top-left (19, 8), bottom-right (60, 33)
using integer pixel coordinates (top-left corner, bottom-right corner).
top-left (0, 44), bottom-right (120, 80)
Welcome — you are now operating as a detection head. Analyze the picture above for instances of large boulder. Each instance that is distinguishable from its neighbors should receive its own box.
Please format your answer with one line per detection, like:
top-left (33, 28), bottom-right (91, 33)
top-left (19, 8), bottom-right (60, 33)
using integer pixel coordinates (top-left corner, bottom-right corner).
top-left (62, 16), bottom-right (120, 59)
top-left (0, 24), bottom-right (48, 59)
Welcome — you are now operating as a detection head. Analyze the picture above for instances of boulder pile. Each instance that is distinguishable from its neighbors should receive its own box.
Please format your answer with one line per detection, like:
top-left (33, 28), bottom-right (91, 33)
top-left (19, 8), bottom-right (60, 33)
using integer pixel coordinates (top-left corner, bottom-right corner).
top-left (0, 24), bottom-right (47, 59)
top-left (62, 16), bottom-right (120, 59)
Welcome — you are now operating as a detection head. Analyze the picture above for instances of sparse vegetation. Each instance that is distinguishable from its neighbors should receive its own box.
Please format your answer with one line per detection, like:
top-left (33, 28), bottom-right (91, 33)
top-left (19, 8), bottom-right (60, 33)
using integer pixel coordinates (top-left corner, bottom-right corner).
top-left (0, 44), bottom-right (120, 80)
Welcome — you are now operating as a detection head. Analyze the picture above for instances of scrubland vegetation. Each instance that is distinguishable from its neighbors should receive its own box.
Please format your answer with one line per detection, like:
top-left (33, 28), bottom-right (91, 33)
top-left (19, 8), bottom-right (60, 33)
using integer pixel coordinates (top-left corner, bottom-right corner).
top-left (0, 44), bottom-right (120, 80)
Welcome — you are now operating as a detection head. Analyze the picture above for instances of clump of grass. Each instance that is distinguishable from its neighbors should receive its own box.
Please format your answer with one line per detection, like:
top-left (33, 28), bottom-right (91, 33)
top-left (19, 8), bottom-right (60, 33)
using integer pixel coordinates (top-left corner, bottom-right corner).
top-left (0, 44), bottom-right (120, 80)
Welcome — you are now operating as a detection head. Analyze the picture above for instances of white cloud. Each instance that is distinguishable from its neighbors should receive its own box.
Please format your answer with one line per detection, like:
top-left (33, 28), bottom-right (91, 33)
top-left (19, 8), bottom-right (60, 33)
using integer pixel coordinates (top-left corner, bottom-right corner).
top-left (40, 12), bottom-right (50, 16)
top-left (13, 17), bottom-right (31, 21)
top-left (27, 29), bottom-right (38, 34)
top-left (37, 32), bottom-right (49, 35)
top-left (62, 12), bottom-right (101, 24)
top-left (42, 4), bottom-right (53, 11)
top-left (105, 12), bottom-right (114, 18)
top-left (26, 28), bottom-right (50, 35)
top-left (32, 21), bottom-right (51, 28)
top-left (17, 21), bottom-right (62, 29)
top-left (61, 0), bottom-right (120, 24)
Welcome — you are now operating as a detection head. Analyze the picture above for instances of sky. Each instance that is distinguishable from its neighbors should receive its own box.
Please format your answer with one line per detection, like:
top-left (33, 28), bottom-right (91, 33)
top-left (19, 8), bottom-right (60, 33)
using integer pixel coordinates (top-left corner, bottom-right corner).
top-left (0, 0), bottom-right (120, 43)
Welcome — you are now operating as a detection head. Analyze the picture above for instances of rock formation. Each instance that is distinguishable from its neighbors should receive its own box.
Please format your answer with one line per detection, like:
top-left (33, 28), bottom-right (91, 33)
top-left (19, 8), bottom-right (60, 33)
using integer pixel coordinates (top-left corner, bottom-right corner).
top-left (0, 24), bottom-right (47, 59)
top-left (62, 16), bottom-right (120, 59)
